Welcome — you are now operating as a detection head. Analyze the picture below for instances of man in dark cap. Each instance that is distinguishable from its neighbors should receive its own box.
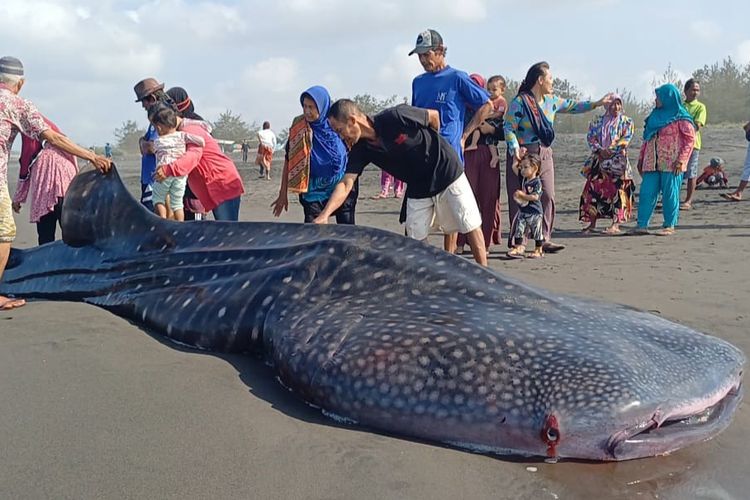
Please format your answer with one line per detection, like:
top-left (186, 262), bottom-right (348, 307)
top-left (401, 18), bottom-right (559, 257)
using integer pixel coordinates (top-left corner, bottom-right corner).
top-left (133, 77), bottom-right (168, 211)
top-left (409, 29), bottom-right (493, 253)
top-left (0, 56), bottom-right (110, 310)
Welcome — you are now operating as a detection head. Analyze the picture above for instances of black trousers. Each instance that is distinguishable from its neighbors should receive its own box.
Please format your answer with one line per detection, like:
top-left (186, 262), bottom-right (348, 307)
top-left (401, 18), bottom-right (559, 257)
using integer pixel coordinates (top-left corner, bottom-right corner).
top-left (36, 198), bottom-right (63, 245)
top-left (299, 180), bottom-right (359, 225)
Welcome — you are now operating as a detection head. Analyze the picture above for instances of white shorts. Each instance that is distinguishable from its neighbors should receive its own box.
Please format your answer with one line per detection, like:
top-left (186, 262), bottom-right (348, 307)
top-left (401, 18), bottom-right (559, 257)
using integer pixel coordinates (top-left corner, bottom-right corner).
top-left (405, 173), bottom-right (482, 240)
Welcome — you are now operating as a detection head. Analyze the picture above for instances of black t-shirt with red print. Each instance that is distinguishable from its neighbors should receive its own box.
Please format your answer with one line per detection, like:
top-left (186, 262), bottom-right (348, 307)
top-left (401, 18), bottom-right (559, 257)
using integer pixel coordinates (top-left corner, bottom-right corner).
top-left (345, 105), bottom-right (463, 199)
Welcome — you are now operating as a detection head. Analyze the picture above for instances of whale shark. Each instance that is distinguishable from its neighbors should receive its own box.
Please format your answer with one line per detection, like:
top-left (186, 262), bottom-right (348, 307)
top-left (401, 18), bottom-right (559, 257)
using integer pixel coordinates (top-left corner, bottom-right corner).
top-left (0, 167), bottom-right (744, 461)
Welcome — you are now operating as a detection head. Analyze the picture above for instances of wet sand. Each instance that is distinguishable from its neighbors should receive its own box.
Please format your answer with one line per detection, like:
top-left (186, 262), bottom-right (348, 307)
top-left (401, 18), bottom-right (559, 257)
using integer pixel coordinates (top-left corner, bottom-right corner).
top-left (1, 127), bottom-right (749, 499)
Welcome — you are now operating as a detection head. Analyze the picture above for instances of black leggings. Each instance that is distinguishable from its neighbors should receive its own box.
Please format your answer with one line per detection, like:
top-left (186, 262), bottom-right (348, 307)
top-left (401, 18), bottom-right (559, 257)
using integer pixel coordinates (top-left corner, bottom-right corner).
top-left (36, 198), bottom-right (63, 245)
top-left (299, 180), bottom-right (359, 224)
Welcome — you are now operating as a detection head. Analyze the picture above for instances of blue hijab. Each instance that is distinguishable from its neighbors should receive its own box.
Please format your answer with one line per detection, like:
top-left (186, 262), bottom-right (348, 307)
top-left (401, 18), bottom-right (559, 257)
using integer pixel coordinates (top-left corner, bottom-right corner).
top-left (301, 86), bottom-right (348, 181)
top-left (643, 83), bottom-right (694, 141)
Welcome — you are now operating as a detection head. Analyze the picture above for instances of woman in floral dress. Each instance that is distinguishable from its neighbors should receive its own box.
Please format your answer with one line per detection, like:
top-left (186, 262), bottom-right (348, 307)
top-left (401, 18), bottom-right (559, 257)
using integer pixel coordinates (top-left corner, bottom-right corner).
top-left (578, 95), bottom-right (635, 235)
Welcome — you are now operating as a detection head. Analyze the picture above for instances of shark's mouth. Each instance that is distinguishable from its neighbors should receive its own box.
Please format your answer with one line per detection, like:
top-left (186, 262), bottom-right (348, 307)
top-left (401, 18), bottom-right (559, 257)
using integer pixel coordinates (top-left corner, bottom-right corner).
top-left (607, 380), bottom-right (743, 460)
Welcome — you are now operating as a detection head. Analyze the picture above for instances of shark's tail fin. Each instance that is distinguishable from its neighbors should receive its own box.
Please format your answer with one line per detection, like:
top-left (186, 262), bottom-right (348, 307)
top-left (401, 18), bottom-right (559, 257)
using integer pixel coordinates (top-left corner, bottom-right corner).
top-left (62, 166), bottom-right (177, 252)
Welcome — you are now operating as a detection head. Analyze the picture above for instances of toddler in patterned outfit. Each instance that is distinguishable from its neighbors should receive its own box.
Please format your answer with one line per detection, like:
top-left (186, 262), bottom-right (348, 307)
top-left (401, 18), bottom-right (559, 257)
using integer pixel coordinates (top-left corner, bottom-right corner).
top-left (148, 104), bottom-right (205, 221)
top-left (508, 153), bottom-right (544, 259)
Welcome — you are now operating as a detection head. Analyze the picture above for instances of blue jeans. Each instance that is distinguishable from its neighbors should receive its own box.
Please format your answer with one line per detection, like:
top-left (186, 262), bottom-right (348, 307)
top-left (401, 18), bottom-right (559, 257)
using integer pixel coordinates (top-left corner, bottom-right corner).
top-left (637, 171), bottom-right (683, 229)
top-left (212, 196), bottom-right (241, 221)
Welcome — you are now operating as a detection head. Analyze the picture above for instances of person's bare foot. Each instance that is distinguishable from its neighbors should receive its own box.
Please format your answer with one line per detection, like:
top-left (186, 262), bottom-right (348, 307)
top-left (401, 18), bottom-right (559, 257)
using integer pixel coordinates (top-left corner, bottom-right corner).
top-left (603, 225), bottom-right (621, 235)
top-left (655, 227), bottom-right (676, 236)
top-left (370, 192), bottom-right (387, 200)
top-left (720, 192), bottom-right (742, 201)
top-left (0, 296), bottom-right (26, 310)
top-left (680, 201), bottom-right (692, 210)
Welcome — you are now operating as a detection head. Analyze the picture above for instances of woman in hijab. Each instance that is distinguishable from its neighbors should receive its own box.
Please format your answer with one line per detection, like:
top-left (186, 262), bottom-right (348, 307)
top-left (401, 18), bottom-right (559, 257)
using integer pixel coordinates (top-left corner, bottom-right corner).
top-left (631, 83), bottom-right (695, 236)
top-left (504, 61), bottom-right (612, 253)
top-left (271, 85), bottom-right (356, 223)
top-left (578, 94), bottom-right (635, 235)
top-left (166, 87), bottom-right (207, 220)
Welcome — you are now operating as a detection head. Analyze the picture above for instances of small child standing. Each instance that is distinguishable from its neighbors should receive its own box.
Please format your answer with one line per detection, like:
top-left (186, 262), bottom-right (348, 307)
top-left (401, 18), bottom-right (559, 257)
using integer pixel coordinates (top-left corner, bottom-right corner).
top-left (148, 104), bottom-right (205, 221)
top-left (508, 153), bottom-right (544, 259)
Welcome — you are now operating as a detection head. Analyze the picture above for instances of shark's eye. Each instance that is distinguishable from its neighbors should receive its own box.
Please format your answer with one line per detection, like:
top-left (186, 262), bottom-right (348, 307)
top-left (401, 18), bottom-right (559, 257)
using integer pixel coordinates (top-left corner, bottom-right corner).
top-left (546, 428), bottom-right (559, 442)
top-left (541, 414), bottom-right (560, 445)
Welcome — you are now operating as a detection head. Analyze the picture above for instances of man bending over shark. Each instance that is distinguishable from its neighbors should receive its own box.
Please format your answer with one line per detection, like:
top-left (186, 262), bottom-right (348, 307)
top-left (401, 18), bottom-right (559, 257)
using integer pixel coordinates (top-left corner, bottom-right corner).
top-left (313, 99), bottom-right (487, 266)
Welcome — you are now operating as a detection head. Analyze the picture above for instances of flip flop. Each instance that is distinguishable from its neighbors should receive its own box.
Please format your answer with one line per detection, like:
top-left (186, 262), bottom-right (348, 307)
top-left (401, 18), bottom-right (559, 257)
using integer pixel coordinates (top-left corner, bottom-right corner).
top-left (655, 228), bottom-right (675, 236)
top-left (542, 242), bottom-right (566, 253)
top-left (526, 253), bottom-right (543, 259)
top-left (680, 202), bottom-right (692, 210)
top-left (506, 250), bottom-right (525, 260)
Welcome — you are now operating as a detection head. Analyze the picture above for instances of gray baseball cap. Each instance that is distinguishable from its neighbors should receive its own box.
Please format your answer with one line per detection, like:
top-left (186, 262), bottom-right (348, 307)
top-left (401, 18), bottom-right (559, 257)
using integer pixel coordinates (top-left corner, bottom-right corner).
top-left (408, 29), bottom-right (444, 56)
top-left (0, 56), bottom-right (24, 76)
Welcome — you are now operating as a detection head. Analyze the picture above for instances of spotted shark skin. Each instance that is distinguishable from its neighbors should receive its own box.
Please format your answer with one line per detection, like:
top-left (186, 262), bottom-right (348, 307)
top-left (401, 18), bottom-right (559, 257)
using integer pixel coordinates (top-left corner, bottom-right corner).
top-left (1, 168), bottom-right (745, 461)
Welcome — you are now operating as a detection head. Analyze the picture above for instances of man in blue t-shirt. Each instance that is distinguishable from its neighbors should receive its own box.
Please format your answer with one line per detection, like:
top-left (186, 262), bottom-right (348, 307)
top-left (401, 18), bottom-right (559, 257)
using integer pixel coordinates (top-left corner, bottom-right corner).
top-left (409, 29), bottom-right (493, 252)
top-left (134, 77), bottom-right (165, 212)
top-left (410, 29), bottom-right (493, 163)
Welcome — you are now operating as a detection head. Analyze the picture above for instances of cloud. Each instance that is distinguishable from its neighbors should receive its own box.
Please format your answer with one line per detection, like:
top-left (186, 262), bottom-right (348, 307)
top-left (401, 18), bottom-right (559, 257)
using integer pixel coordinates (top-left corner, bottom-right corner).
top-left (634, 66), bottom-right (690, 101)
top-left (689, 20), bottom-right (721, 42)
top-left (736, 40), bottom-right (750, 65)
top-left (377, 45), bottom-right (424, 95)
top-left (241, 58), bottom-right (300, 93)
top-left (0, 0), bottom-right (745, 147)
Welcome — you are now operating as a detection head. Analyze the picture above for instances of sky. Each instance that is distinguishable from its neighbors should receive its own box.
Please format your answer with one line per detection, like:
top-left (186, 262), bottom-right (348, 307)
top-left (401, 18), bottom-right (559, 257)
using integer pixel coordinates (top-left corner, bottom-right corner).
top-left (1, 0), bottom-right (749, 146)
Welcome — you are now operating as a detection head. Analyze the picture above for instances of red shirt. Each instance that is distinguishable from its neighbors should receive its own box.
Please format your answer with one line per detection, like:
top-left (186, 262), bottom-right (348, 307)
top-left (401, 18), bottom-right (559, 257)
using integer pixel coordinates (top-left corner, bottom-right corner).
top-left (163, 121), bottom-right (244, 212)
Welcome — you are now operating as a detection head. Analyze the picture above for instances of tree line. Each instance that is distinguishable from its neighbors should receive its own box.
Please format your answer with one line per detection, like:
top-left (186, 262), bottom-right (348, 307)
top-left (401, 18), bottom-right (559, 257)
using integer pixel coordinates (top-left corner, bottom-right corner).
top-left (112, 57), bottom-right (750, 155)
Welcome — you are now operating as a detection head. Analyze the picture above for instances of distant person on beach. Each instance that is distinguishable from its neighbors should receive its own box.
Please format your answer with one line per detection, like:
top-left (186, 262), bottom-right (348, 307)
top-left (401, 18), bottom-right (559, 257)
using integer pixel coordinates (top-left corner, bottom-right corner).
top-left (256, 122), bottom-right (277, 181)
top-left (315, 99), bottom-right (488, 266)
top-left (504, 61), bottom-right (613, 253)
top-left (1, 56), bottom-right (110, 311)
top-left (578, 94), bottom-right (635, 235)
top-left (166, 87), bottom-right (210, 221)
top-left (457, 73), bottom-right (506, 256)
top-left (148, 103), bottom-right (206, 222)
top-left (409, 28), bottom-right (493, 254)
top-left (104, 142), bottom-right (112, 158)
top-left (719, 121), bottom-right (750, 202)
top-left (241, 140), bottom-right (249, 164)
top-left (681, 79), bottom-right (707, 210)
top-left (12, 114), bottom-right (79, 245)
top-left (507, 153), bottom-right (544, 259)
top-left (271, 86), bottom-right (356, 224)
top-left (631, 83), bottom-right (695, 236)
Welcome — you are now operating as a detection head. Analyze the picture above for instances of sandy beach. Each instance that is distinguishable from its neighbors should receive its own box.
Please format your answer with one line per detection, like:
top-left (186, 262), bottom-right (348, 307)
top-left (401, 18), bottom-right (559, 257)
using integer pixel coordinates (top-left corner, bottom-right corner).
top-left (1, 127), bottom-right (749, 499)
